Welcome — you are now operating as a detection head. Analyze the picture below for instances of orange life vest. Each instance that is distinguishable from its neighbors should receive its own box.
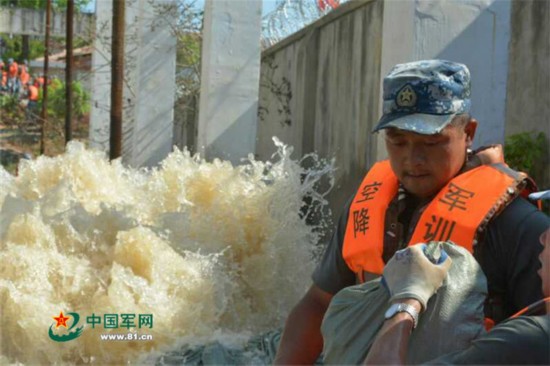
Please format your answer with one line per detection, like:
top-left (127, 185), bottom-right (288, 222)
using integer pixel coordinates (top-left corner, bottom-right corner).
top-left (28, 85), bottom-right (39, 101)
top-left (20, 65), bottom-right (30, 85)
top-left (8, 62), bottom-right (18, 78)
top-left (343, 160), bottom-right (528, 277)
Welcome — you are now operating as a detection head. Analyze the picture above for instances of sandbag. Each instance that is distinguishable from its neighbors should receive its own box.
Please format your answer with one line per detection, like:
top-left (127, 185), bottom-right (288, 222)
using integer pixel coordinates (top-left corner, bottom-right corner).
top-left (153, 330), bottom-right (284, 365)
top-left (321, 242), bottom-right (487, 364)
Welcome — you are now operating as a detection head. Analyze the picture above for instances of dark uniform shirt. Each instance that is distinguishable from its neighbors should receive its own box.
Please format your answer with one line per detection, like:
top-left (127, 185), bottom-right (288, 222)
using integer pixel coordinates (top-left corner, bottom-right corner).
top-left (313, 193), bottom-right (549, 321)
top-left (426, 315), bottom-right (550, 364)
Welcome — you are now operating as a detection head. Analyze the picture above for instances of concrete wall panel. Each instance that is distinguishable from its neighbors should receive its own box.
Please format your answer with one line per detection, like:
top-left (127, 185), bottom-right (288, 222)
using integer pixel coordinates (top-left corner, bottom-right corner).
top-left (412, 0), bottom-right (512, 147)
top-left (0, 7), bottom-right (93, 37)
top-left (197, 0), bottom-right (263, 165)
top-left (89, 0), bottom-right (176, 168)
top-left (257, 0), bottom-right (383, 220)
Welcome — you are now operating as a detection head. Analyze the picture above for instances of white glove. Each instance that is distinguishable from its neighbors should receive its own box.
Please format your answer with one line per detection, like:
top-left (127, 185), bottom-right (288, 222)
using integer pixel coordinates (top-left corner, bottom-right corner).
top-left (382, 243), bottom-right (452, 310)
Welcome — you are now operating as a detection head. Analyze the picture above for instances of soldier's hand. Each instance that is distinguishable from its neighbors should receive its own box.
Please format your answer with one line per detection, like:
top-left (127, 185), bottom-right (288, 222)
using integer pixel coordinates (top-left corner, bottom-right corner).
top-left (475, 144), bottom-right (504, 165)
top-left (382, 244), bottom-right (452, 311)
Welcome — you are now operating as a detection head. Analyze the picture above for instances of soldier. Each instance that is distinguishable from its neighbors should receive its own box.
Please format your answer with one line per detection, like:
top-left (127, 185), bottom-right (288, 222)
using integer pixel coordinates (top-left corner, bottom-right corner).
top-left (274, 60), bottom-right (549, 364)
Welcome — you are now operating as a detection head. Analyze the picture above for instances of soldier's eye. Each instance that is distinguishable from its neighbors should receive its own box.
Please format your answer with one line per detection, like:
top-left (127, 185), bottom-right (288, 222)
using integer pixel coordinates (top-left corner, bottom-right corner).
top-left (393, 142), bottom-right (406, 147)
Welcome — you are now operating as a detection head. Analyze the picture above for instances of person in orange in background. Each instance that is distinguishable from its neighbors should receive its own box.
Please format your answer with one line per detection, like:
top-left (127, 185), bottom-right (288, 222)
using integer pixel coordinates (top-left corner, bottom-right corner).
top-left (7, 58), bottom-right (19, 94)
top-left (24, 81), bottom-right (39, 123)
top-left (27, 81), bottom-right (39, 104)
top-left (19, 60), bottom-right (30, 87)
top-left (34, 74), bottom-right (45, 88)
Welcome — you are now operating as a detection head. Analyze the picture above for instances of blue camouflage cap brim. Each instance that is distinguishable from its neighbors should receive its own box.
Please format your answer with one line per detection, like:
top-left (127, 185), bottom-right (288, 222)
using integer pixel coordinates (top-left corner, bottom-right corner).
top-left (373, 112), bottom-right (457, 135)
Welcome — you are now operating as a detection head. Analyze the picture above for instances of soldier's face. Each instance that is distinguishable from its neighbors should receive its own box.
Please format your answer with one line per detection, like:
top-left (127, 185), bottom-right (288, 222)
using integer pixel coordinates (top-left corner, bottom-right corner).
top-left (539, 228), bottom-right (550, 298)
top-left (385, 119), bottom-right (476, 198)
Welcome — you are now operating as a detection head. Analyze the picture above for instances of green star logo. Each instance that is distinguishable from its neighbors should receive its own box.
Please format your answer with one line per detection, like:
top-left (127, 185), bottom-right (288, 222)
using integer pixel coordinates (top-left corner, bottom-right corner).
top-left (48, 311), bottom-right (84, 342)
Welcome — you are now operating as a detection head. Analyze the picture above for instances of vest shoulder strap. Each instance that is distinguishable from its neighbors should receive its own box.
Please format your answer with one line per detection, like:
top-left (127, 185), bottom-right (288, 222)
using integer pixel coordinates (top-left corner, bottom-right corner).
top-left (343, 160), bottom-right (398, 274)
top-left (409, 164), bottom-right (525, 252)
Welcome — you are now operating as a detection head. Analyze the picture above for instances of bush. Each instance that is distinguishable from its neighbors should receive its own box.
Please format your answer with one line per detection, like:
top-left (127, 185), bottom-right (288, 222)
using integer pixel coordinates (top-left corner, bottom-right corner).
top-left (46, 79), bottom-right (90, 119)
top-left (504, 131), bottom-right (549, 189)
top-left (504, 132), bottom-right (550, 215)
top-left (0, 93), bottom-right (25, 125)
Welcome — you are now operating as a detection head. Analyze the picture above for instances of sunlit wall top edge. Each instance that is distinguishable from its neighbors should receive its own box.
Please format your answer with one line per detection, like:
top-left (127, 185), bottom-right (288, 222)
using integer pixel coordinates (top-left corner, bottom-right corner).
top-left (261, 0), bottom-right (378, 59)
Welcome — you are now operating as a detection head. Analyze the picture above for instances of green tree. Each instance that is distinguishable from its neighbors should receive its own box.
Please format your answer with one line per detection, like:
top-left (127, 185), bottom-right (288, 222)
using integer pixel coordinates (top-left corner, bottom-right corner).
top-left (46, 78), bottom-right (90, 119)
top-left (0, 0), bottom-right (90, 10)
top-left (37, 78), bottom-right (91, 155)
top-left (0, 34), bottom-right (45, 62)
top-left (504, 131), bottom-right (549, 188)
top-left (505, 132), bottom-right (550, 214)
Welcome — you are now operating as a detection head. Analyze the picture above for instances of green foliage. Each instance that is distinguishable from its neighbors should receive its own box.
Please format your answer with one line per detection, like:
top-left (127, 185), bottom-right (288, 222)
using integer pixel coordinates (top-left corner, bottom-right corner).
top-left (73, 36), bottom-right (91, 49)
top-left (0, 0), bottom-right (91, 11)
top-left (177, 32), bottom-right (201, 68)
top-left (44, 78), bottom-right (90, 119)
top-left (0, 94), bottom-right (25, 125)
top-left (0, 34), bottom-right (45, 62)
top-left (0, 93), bottom-right (16, 108)
top-left (504, 131), bottom-right (549, 187)
top-left (38, 79), bottom-right (91, 156)
top-left (0, 0), bottom-right (43, 8)
top-left (504, 132), bottom-right (547, 173)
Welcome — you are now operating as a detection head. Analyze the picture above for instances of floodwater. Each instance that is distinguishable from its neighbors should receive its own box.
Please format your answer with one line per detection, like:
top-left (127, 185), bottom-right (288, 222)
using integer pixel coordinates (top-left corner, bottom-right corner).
top-left (0, 139), bottom-right (334, 364)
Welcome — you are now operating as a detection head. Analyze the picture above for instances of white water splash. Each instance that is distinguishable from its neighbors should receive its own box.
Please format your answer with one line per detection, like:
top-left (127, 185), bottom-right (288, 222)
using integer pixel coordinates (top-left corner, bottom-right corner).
top-left (0, 139), bottom-right (334, 364)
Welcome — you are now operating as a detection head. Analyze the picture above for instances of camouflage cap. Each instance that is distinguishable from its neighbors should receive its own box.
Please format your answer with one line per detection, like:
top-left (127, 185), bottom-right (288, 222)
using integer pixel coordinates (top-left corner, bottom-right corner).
top-left (373, 59), bottom-right (471, 135)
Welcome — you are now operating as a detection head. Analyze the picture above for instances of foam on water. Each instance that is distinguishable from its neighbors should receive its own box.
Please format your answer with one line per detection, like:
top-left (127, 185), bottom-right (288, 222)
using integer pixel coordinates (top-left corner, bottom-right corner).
top-left (0, 139), bottom-right (334, 364)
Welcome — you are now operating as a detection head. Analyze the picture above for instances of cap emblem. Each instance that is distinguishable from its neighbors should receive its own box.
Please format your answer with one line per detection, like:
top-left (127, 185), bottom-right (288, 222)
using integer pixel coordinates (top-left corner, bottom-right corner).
top-left (396, 84), bottom-right (417, 107)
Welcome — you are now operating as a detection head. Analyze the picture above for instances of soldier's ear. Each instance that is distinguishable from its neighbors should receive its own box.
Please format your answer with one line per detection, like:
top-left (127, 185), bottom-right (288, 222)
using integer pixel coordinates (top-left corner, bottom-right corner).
top-left (464, 118), bottom-right (477, 147)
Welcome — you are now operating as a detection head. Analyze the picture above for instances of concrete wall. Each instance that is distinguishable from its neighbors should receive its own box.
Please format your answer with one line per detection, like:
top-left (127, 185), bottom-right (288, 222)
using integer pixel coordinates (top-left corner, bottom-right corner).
top-left (197, 0), bottom-right (263, 165)
top-left (87, 0), bottom-right (113, 152)
top-left (89, 0), bottom-right (176, 168)
top-left (0, 7), bottom-right (93, 37)
top-left (505, 0), bottom-right (550, 187)
top-left (256, 0), bottom-right (384, 220)
top-left (377, 0), bottom-right (512, 152)
top-left (124, 0), bottom-right (176, 167)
